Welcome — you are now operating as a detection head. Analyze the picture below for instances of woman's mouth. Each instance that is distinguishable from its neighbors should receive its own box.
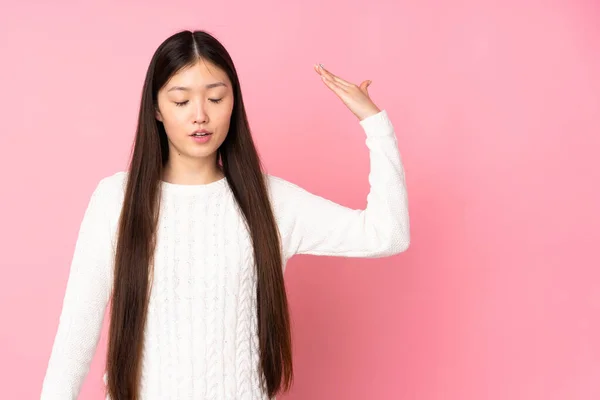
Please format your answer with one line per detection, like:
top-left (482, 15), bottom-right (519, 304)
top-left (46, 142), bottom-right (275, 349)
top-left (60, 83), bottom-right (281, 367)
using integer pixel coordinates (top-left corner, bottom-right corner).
top-left (190, 132), bottom-right (213, 143)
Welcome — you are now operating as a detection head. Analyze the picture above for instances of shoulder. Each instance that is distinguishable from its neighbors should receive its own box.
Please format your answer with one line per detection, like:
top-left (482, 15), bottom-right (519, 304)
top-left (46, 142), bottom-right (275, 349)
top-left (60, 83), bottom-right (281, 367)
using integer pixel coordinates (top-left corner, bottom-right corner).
top-left (263, 174), bottom-right (300, 216)
top-left (99, 170), bottom-right (128, 187)
top-left (263, 173), bottom-right (327, 220)
top-left (88, 170), bottom-right (128, 213)
top-left (265, 174), bottom-right (299, 194)
top-left (96, 170), bottom-right (128, 194)
top-left (264, 173), bottom-right (310, 206)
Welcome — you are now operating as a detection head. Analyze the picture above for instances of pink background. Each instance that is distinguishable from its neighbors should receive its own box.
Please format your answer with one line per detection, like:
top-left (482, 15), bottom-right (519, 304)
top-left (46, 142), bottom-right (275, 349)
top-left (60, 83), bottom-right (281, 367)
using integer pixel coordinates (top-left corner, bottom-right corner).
top-left (1, 0), bottom-right (599, 399)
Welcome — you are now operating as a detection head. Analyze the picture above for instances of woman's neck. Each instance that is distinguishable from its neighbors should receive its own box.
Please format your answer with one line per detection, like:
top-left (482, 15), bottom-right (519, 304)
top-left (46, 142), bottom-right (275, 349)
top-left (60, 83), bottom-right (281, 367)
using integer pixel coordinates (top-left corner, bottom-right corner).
top-left (162, 160), bottom-right (224, 185)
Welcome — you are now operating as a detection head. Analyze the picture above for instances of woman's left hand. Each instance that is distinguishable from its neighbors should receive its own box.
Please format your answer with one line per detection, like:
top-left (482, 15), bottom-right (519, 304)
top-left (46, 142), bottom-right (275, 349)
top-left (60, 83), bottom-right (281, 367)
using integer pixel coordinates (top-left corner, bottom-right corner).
top-left (315, 63), bottom-right (381, 121)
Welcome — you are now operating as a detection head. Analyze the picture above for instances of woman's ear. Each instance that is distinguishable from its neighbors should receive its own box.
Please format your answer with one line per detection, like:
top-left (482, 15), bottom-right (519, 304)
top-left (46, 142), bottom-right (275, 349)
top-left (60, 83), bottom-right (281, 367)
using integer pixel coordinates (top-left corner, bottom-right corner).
top-left (155, 108), bottom-right (163, 122)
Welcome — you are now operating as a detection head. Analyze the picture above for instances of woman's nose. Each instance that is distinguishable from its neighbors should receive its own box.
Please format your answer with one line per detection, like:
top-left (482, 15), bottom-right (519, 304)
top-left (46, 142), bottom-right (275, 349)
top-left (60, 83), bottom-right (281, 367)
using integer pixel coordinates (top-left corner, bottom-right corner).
top-left (193, 102), bottom-right (208, 124)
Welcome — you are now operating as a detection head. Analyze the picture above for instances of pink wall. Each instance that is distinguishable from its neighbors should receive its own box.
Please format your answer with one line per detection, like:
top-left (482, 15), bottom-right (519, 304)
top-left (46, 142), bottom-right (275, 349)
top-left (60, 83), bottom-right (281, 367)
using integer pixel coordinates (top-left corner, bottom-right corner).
top-left (1, 1), bottom-right (599, 399)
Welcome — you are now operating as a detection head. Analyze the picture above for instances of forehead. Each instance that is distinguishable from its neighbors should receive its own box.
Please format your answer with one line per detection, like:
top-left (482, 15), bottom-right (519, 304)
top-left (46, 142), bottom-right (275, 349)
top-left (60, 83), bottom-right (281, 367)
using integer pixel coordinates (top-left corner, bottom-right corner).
top-left (165, 60), bottom-right (230, 89)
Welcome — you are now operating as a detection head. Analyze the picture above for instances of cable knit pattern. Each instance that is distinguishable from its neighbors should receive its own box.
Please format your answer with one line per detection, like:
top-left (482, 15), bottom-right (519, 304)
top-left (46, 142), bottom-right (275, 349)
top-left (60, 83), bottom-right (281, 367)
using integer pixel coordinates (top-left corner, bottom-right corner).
top-left (40, 109), bottom-right (410, 399)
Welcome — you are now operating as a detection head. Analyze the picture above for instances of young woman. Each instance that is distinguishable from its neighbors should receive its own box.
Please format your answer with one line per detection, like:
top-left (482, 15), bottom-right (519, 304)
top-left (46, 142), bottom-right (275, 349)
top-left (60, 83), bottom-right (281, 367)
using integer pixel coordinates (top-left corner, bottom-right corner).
top-left (40, 29), bottom-right (410, 400)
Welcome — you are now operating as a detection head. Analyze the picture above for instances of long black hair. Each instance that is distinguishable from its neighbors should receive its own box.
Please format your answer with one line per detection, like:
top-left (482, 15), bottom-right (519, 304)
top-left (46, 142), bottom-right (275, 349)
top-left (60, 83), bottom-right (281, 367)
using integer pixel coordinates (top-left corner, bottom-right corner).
top-left (105, 29), bottom-right (293, 400)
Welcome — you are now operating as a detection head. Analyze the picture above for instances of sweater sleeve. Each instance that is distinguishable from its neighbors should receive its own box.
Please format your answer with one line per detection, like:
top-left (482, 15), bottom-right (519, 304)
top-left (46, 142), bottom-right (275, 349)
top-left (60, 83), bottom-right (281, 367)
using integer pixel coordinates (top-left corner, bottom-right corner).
top-left (271, 109), bottom-right (410, 259)
top-left (40, 177), bottom-right (115, 399)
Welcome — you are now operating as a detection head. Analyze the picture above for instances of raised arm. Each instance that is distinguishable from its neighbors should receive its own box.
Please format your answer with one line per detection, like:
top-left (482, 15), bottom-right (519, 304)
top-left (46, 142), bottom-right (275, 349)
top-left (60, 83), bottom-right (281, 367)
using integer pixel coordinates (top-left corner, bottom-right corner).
top-left (40, 177), bottom-right (115, 399)
top-left (273, 64), bottom-right (410, 258)
top-left (270, 108), bottom-right (409, 258)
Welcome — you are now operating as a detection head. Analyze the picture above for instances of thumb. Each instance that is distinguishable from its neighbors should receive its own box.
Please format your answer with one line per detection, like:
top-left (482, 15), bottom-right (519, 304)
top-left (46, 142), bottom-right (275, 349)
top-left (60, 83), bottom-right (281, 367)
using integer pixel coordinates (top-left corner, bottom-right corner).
top-left (360, 80), bottom-right (372, 95)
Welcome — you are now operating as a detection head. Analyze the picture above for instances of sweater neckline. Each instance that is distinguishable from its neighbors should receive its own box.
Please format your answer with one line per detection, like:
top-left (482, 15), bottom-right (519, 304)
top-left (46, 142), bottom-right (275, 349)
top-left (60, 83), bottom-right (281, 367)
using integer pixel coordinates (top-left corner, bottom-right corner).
top-left (159, 176), bottom-right (227, 195)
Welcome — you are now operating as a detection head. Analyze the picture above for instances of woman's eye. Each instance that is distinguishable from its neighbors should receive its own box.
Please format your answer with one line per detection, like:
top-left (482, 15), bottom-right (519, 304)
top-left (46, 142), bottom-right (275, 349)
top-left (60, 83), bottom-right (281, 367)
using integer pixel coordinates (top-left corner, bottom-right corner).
top-left (174, 99), bottom-right (222, 106)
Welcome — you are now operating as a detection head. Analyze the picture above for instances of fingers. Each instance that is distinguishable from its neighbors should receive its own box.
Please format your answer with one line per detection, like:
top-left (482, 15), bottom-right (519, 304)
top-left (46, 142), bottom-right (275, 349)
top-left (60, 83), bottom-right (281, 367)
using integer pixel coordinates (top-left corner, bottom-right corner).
top-left (320, 71), bottom-right (348, 97)
top-left (315, 64), bottom-right (347, 93)
top-left (314, 64), bottom-right (375, 103)
top-left (315, 64), bottom-right (354, 88)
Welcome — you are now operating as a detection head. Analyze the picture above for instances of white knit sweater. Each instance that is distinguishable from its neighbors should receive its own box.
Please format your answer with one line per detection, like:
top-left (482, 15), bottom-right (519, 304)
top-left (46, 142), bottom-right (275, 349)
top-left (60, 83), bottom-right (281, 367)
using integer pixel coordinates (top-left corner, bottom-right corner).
top-left (40, 110), bottom-right (410, 400)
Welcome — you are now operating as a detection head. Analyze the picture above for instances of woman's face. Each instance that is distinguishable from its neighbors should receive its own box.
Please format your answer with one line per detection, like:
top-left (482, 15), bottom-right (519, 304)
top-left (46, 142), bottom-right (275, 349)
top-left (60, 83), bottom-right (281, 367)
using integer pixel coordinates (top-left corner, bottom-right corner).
top-left (155, 59), bottom-right (234, 162)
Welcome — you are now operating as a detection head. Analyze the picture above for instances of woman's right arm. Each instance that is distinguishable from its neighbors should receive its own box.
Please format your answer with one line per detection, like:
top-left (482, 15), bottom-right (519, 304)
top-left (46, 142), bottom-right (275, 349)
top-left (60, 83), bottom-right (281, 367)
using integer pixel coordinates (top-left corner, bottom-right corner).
top-left (40, 177), bottom-right (115, 399)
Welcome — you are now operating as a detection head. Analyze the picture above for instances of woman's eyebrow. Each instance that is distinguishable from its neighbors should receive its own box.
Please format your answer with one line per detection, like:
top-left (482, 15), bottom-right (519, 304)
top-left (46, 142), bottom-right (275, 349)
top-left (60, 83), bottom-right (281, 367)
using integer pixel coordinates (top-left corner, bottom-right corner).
top-left (167, 82), bottom-right (227, 92)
